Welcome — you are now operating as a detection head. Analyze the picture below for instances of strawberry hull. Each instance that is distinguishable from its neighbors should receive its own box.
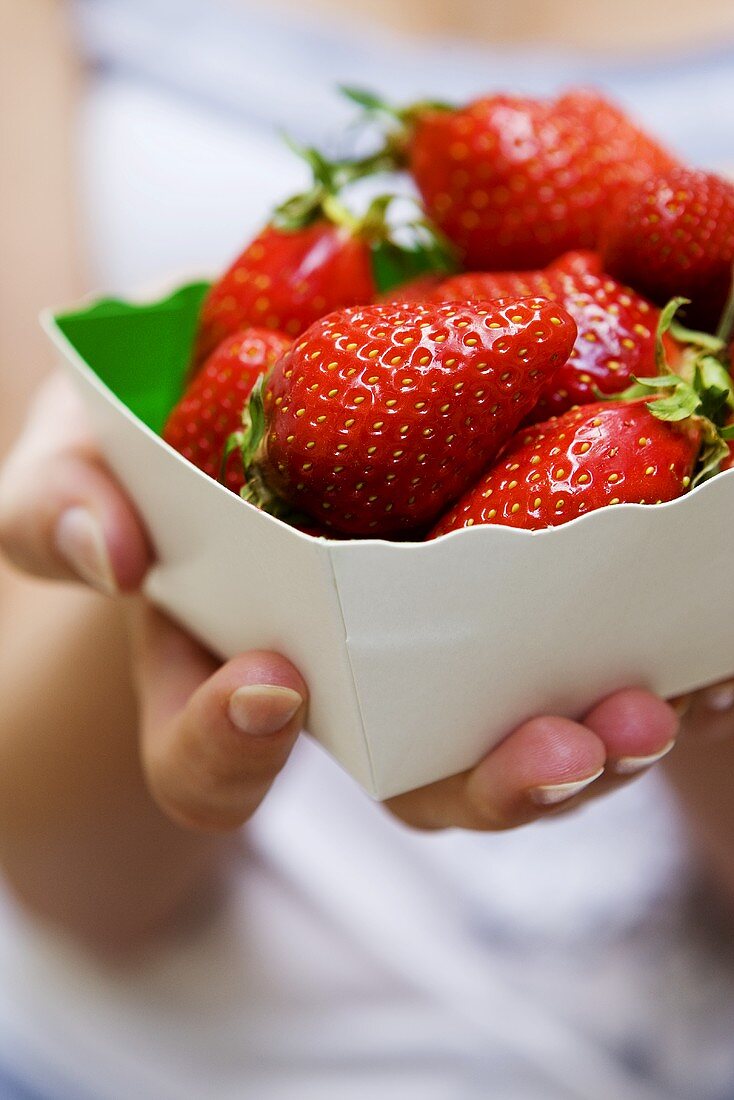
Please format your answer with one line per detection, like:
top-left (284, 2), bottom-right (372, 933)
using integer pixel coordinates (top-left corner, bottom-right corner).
top-left (44, 281), bottom-right (734, 800)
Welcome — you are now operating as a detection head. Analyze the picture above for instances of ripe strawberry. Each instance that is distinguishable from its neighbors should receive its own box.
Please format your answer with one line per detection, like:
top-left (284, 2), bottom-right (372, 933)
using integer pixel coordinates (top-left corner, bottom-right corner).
top-left (600, 169), bottom-right (734, 330)
top-left (380, 272), bottom-right (446, 303)
top-left (164, 328), bottom-right (291, 493)
top-left (239, 298), bottom-right (577, 536)
top-left (346, 87), bottom-right (676, 270)
top-left (430, 399), bottom-right (703, 536)
top-left (434, 264), bottom-right (681, 421)
top-left (546, 250), bottom-right (602, 278)
top-left (195, 221), bottom-right (376, 368)
top-left (556, 88), bottom-right (674, 187)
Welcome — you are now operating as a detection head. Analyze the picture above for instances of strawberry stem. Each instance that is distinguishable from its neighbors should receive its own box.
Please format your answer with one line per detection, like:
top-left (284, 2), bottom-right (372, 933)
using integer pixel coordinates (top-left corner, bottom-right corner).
top-left (715, 264), bottom-right (734, 347)
top-left (340, 86), bottom-right (455, 126)
top-left (272, 136), bottom-right (393, 231)
top-left (654, 296), bottom-right (690, 372)
top-left (608, 296), bottom-right (734, 486)
top-left (339, 86), bottom-right (456, 172)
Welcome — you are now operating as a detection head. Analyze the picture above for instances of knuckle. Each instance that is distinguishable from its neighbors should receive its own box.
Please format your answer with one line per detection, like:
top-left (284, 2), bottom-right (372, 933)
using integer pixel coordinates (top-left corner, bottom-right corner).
top-left (464, 788), bottom-right (517, 832)
top-left (141, 732), bottom-right (270, 835)
top-left (161, 799), bottom-right (247, 835)
top-left (0, 469), bottom-right (25, 554)
top-left (145, 758), bottom-right (247, 833)
top-left (385, 805), bottom-right (446, 832)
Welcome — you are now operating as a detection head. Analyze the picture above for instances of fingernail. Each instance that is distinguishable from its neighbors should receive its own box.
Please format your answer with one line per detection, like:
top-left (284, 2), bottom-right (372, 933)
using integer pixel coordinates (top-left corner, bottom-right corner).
top-left (702, 681), bottom-right (734, 713)
top-left (612, 738), bottom-right (676, 776)
top-left (530, 767), bottom-right (604, 806)
top-left (228, 685), bottom-right (303, 736)
top-left (54, 507), bottom-right (117, 595)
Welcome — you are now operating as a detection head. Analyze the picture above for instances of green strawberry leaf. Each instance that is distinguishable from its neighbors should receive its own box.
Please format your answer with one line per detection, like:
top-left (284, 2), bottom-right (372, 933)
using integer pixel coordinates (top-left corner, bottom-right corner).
top-left (340, 86), bottom-right (398, 114)
top-left (340, 86), bottom-right (455, 121)
top-left (692, 428), bottom-right (731, 487)
top-left (715, 264), bottom-right (734, 345)
top-left (369, 238), bottom-right (453, 294)
top-left (669, 321), bottom-right (725, 355)
top-left (238, 374), bottom-right (267, 469)
top-left (633, 373), bottom-right (684, 389)
top-left (655, 297), bottom-right (690, 372)
top-left (648, 389), bottom-right (701, 422)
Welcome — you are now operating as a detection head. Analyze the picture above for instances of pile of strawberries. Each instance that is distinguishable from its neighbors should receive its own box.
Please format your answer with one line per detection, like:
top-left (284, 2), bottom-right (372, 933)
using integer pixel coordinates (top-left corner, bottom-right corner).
top-left (163, 87), bottom-right (734, 539)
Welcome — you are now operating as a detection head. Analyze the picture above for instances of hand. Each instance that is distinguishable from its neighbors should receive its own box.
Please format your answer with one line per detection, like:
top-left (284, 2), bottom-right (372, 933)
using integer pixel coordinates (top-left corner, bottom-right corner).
top-left (0, 374), bottom-right (308, 834)
top-left (0, 374), bottom-right (679, 835)
top-left (670, 679), bottom-right (734, 742)
top-left (386, 688), bottom-right (680, 830)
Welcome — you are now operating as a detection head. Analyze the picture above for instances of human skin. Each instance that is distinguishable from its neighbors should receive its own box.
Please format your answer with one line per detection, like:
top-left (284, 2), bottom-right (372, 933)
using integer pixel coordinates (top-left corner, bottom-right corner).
top-left (0, 1), bottom-right (732, 955)
top-left (263, 0), bottom-right (734, 54)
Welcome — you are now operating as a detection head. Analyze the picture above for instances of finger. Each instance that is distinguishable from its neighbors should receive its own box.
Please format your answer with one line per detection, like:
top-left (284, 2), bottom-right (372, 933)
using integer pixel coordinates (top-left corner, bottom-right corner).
top-left (672, 678), bottom-right (734, 743)
top-left (0, 374), bottom-right (150, 591)
top-left (386, 716), bottom-right (606, 831)
top-left (698, 678), bottom-right (734, 715)
top-left (131, 606), bottom-right (308, 833)
top-left (581, 688), bottom-right (679, 779)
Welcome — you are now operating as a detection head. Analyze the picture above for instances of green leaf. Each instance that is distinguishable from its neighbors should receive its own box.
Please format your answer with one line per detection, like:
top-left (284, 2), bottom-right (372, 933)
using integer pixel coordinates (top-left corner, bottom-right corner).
top-left (715, 263), bottom-right (734, 345)
top-left (55, 281), bottom-right (211, 434)
top-left (633, 373), bottom-right (683, 389)
top-left (359, 194), bottom-right (396, 239)
top-left (698, 355), bottom-right (734, 399)
top-left (369, 238), bottom-right (453, 294)
top-left (692, 431), bottom-right (730, 486)
top-left (669, 321), bottom-right (725, 355)
top-left (339, 86), bottom-right (454, 121)
top-left (648, 390), bottom-right (700, 421)
top-left (239, 374), bottom-right (267, 468)
top-left (339, 86), bottom-right (394, 113)
top-left (655, 297), bottom-right (690, 372)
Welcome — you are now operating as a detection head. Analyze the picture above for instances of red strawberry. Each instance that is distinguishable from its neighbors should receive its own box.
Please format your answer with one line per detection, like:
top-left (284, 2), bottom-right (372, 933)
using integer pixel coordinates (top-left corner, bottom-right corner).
top-left (600, 168), bottom-right (734, 330)
top-left (556, 88), bottom-right (674, 187)
top-left (239, 298), bottom-right (577, 536)
top-left (380, 272), bottom-right (446, 303)
top-left (434, 265), bottom-right (681, 421)
top-left (429, 399), bottom-right (703, 536)
top-left (195, 221), bottom-right (376, 367)
top-left (362, 88), bottom-right (676, 270)
top-left (164, 328), bottom-right (291, 493)
top-left (546, 250), bottom-right (602, 277)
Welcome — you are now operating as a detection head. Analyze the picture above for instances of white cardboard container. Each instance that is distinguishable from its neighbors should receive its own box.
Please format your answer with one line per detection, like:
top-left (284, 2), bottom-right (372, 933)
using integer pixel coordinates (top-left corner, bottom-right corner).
top-left (45, 288), bottom-right (734, 800)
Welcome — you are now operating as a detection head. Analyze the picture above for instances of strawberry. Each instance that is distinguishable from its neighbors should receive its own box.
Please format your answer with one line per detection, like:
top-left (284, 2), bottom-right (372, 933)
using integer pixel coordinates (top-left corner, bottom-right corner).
top-left (163, 328), bottom-right (291, 493)
top-left (600, 168), bottom-right (734, 330)
top-left (434, 264), bottom-right (681, 421)
top-left (195, 222), bottom-right (375, 367)
top-left (345, 88), bottom-right (676, 270)
top-left (380, 272), bottom-right (446, 303)
top-left (556, 88), bottom-right (674, 188)
top-left (430, 399), bottom-right (703, 536)
top-left (237, 298), bottom-right (577, 536)
top-left (195, 149), bottom-right (454, 368)
top-left (546, 250), bottom-right (602, 278)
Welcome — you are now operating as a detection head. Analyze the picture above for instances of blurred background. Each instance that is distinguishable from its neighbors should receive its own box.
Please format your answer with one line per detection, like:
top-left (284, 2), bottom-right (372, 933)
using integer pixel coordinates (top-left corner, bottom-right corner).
top-left (5, 0), bottom-right (734, 392)
top-left (75, 0), bottom-right (734, 288)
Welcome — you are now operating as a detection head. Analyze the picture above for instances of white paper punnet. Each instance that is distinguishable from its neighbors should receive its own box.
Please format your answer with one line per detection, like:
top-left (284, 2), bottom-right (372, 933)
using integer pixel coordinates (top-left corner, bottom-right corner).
top-left (44, 292), bottom-right (734, 798)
